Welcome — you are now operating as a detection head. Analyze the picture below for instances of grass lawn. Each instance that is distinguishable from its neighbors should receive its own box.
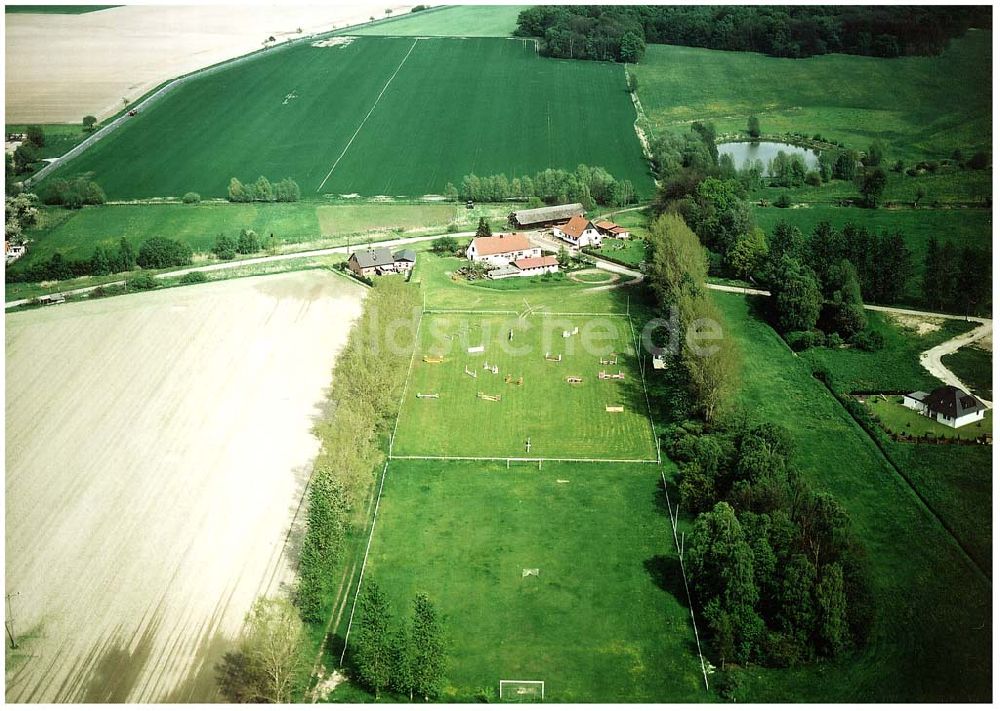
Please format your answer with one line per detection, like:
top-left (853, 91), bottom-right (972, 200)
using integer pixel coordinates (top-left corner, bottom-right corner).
top-left (634, 31), bottom-right (992, 163)
top-left (588, 238), bottom-right (648, 267)
top-left (888, 443), bottom-right (993, 576)
top-left (941, 344), bottom-right (993, 401)
top-left (352, 5), bottom-right (525, 37)
top-left (341, 459), bottom-right (704, 702)
top-left (755, 206), bottom-right (992, 303)
top-left (413, 251), bottom-right (633, 314)
top-left (800, 311), bottom-right (974, 393)
top-left (42, 37), bottom-right (652, 200)
top-left (315, 203), bottom-right (453, 235)
top-left (392, 312), bottom-right (657, 460)
top-left (866, 396), bottom-right (992, 441)
top-left (708, 291), bottom-right (990, 702)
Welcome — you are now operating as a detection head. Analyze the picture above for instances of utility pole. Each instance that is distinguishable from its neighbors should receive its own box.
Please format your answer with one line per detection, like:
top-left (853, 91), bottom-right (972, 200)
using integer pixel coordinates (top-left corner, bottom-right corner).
top-left (6, 592), bottom-right (20, 649)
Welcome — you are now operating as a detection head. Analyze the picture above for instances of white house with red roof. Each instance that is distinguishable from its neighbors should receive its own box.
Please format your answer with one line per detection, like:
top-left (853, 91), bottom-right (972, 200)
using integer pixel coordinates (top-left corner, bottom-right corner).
top-left (488, 255), bottom-right (560, 280)
top-left (465, 233), bottom-right (540, 267)
top-left (553, 215), bottom-right (603, 248)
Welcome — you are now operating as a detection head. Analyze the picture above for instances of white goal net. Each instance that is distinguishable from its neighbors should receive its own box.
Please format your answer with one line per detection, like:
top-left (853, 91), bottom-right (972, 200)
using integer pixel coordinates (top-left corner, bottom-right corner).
top-left (499, 680), bottom-right (544, 701)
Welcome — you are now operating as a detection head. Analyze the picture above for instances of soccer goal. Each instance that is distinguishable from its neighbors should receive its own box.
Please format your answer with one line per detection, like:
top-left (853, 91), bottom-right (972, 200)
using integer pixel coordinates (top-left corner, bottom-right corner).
top-left (499, 680), bottom-right (544, 701)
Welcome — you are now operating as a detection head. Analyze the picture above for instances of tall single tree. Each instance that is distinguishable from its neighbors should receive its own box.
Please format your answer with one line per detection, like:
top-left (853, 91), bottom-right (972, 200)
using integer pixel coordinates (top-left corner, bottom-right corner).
top-left (355, 581), bottom-right (393, 698)
top-left (410, 593), bottom-right (445, 701)
top-left (858, 168), bottom-right (887, 208)
top-left (475, 217), bottom-right (492, 238)
top-left (771, 256), bottom-right (823, 333)
top-left (747, 114), bottom-right (761, 139)
top-left (219, 596), bottom-right (305, 703)
top-left (83, 115), bottom-right (97, 131)
top-left (118, 236), bottom-right (137, 271)
top-left (815, 563), bottom-right (849, 656)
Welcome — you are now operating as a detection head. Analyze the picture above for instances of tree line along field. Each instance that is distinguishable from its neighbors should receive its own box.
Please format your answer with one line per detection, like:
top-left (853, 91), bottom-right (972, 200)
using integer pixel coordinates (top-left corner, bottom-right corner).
top-left (352, 5), bottom-right (526, 37)
top-left (345, 460), bottom-right (705, 702)
top-left (754, 207), bottom-right (992, 305)
top-left (391, 312), bottom-right (657, 460)
top-left (633, 30), bottom-right (992, 163)
top-left (707, 291), bottom-right (990, 702)
top-left (40, 36), bottom-right (652, 200)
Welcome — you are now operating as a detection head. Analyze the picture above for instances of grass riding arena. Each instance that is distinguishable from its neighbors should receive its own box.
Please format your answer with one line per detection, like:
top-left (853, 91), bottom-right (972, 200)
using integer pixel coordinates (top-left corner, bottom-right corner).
top-left (42, 36), bottom-right (652, 200)
top-left (347, 459), bottom-right (705, 703)
top-left (391, 311), bottom-right (657, 461)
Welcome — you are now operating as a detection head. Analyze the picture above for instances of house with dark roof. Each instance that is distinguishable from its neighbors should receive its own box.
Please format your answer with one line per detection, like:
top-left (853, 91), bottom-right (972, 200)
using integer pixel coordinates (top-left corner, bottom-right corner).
top-left (902, 385), bottom-right (987, 428)
top-left (511, 203), bottom-right (585, 228)
top-left (553, 215), bottom-right (603, 248)
top-left (347, 247), bottom-right (416, 278)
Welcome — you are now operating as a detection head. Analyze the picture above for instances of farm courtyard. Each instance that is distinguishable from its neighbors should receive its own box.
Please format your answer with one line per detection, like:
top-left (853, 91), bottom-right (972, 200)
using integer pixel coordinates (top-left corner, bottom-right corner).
top-left (4, 271), bottom-right (365, 702)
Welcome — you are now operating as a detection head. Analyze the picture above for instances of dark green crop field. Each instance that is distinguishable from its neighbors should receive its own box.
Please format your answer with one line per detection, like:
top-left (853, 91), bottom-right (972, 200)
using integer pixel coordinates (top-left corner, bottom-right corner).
top-left (43, 37), bottom-right (652, 200)
top-left (634, 31), bottom-right (992, 162)
top-left (5, 5), bottom-right (117, 13)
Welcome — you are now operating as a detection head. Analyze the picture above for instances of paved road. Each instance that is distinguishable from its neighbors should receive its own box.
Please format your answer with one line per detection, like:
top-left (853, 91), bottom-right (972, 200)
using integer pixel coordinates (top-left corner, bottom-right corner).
top-left (4, 231), bottom-right (476, 309)
top-left (9, 230), bottom-right (992, 406)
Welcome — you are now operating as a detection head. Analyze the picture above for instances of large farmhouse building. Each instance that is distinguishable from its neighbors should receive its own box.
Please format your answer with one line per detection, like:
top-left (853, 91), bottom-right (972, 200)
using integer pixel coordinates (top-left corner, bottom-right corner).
top-left (511, 203), bottom-right (585, 229)
top-left (902, 385), bottom-right (987, 428)
top-left (348, 247), bottom-right (416, 278)
top-left (465, 233), bottom-right (540, 266)
top-left (553, 215), bottom-right (603, 248)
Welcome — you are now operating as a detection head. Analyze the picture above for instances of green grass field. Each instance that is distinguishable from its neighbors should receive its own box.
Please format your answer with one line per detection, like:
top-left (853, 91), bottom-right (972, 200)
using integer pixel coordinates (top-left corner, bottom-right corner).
top-left (707, 291), bottom-right (990, 702)
top-left (43, 36), bottom-right (652, 200)
top-left (634, 30), bottom-right (992, 163)
top-left (413, 251), bottom-right (632, 314)
top-left (352, 5), bottom-right (525, 37)
top-left (351, 460), bottom-right (704, 702)
top-left (866, 396), bottom-right (992, 441)
top-left (801, 312), bottom-right (974, 393)
top-left (941, 344), bottom-right (993, 401)
top-left (588, 238), bottom-right (648, 267)
top-left (392, 312), bottom-right (657, 460)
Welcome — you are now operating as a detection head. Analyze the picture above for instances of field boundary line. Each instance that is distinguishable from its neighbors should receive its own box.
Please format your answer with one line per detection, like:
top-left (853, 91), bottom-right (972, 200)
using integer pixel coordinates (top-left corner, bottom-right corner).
top-left (338, 460), bottom-right (391, 666)
top-left (316, 38), bottom-right (419, 193)
top-left (389, 455), bottom-right (659, 464)
top-left (422, 308), bottom-right (631, 317)
top-left (389, 305), bottom-right (424, 458)
top-left (627, 314), bottom-right (661, 464)
top-left (662, 472), bottom-right (711, 693)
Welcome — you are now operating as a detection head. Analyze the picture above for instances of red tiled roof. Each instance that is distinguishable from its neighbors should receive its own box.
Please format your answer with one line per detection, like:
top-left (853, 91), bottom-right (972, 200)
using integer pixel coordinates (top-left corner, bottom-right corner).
top-left (514, 255), bottom-right (558, 270)
top-left (472, 233), bottom-right (532, 256)
top-left (557, 215), bottom-right (594, 239)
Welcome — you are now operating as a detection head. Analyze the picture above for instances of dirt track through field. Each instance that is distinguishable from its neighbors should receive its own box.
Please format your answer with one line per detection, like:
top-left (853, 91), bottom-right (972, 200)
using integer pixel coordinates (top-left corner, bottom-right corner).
top-left (5, 271), bottom-right (365, 702)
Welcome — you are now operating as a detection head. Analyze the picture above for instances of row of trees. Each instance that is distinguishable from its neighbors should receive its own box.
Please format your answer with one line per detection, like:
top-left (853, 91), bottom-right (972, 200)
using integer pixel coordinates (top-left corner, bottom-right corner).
top-left (923, 236), bottom-right (992, 316)
top-left (293, 281), bottom-right (421, 625)
top-left (447, 165), bottom-right (637, 210)
top-left (670, 416), bottom-right (874, 668)
top-left (645, 213), bottom-right (740, 422)
top-left (354, 582), bottom-right (446, 701)
top-left (7, 234), bottom-right (192, 283)
top-left (518, 6), bottom-right (989, 61)
top-left (212, 229), bottom-right (279, 259)
top-left (10, 125), bottom-right (45, 175)
top-left (228, 176), bottom-right (301, 203)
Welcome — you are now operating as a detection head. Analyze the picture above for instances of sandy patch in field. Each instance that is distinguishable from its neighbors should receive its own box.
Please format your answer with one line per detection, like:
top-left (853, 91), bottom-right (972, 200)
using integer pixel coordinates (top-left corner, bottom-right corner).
top-left (889, 312), bottom-right (944, 335)
top-left (5, 4), bottom-right (413, 123)
top-left (5, 271), bottom-right (365, 702)
top-left (312, 36), bottom-right (356, 48)
top-left (973, 333), bottom-right (992, 352)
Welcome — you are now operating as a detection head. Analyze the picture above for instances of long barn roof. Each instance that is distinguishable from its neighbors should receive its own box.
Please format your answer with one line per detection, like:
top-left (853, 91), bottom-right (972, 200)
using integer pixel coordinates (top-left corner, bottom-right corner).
top-left (513, 203), bottom-right (584, 226)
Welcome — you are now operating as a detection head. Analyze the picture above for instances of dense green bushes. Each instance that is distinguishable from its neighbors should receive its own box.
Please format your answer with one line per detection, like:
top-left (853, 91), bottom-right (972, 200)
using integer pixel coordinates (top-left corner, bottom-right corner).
top-left (447, 165), bottom-right (637, 209)
top-left (40, 177), bottom-right (106, 208)
top-left (228, 176), bottom-right (300, 203)
top-left (669, 416), bottom-right (874, 668)
top-left (137, 236), bottom-right (193, 269)
top-left (294, 280), bottom-right (421, 624)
